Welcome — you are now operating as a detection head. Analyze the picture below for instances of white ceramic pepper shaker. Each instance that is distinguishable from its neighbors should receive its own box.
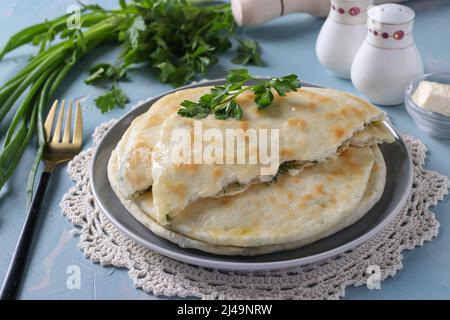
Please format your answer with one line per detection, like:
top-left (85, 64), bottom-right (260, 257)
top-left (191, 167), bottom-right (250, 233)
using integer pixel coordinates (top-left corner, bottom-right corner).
top-left (351, 3), bottom-right (424, 105)
top-left (316, 0), bottom-right (374, 79)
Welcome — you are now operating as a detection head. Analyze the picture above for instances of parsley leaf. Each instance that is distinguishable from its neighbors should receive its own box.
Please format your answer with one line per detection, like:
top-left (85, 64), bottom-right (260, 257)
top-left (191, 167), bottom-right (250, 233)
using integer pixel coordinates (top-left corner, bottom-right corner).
top-left (215, 100), bottom-right (243, 120)
top-left (95, 83), bottom-right (129, 113)
top-left (232, 38), bottom-right (264, 66)
top-left (178, 68), bottom-right (301, 120)
top-left (85, 63), bottom-right (127, 85)
top-left (178, 100), bottom-right (210, 119)
top-left (268, 74), bottom-right (301, 96)
top-left (225, 68), bottom-right (254, 85)
top-left (127, 16), bottom-right (146, 48)
top-left (253, 84), bottom-right (274, 109)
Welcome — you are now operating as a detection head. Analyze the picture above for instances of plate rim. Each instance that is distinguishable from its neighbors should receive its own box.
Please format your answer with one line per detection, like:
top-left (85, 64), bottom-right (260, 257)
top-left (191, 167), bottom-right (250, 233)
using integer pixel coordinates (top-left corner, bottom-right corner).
top-left (90, 79), bottom-right (413, 271)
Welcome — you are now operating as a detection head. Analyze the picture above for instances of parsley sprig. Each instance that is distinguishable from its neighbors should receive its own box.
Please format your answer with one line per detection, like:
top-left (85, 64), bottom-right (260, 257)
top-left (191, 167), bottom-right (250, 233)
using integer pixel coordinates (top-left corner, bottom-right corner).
top-left (177, 69), bottom-right (301, 120)
top-left (85, 63), bottom-right (129, 113)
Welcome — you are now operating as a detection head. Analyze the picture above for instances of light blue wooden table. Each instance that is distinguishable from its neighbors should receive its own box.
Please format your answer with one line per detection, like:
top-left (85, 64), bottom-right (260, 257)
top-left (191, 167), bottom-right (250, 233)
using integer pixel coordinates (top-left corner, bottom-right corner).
top-left (0, 0), bottom-right (449, 300)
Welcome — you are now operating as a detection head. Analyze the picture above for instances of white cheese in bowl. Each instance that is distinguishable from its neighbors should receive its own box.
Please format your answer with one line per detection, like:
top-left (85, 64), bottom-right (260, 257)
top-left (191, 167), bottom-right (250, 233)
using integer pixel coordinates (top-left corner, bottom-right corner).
top-left (412, 80), bottom-right (450, 116)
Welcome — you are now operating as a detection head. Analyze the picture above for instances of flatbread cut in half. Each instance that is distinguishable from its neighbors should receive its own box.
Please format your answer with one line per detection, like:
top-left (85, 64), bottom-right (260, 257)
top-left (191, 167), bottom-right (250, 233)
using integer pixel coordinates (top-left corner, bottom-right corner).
top-left (108, 145), bottom-right (386, 255)
top-left (107, 85), bottom-right (395, 255)
top-left (114, 86), bottom-right (394, 223)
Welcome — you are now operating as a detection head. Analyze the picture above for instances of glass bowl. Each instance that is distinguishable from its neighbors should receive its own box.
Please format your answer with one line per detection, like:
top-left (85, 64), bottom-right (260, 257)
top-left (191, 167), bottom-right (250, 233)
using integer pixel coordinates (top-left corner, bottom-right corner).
top-left (405, 72), bottom-right (450, 139)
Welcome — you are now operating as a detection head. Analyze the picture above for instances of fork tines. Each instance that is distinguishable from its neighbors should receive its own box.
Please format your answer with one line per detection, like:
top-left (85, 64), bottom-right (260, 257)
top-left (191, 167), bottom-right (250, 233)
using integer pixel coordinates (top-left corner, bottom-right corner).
top-left (44, 100), bottom-right (83, 146)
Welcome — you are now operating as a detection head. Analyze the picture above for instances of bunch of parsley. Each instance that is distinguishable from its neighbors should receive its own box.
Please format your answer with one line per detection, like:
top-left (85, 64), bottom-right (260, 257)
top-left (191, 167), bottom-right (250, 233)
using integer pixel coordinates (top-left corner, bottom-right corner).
top-left (85, 0), bottom-right (264, 112)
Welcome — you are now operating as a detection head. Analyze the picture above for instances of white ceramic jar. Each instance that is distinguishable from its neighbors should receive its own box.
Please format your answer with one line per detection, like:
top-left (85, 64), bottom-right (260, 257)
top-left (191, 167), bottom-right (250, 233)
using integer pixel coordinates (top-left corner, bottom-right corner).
top-left (316, 0), bottom-right (373, 79)
top-left (351, 3), bottom-right (424, 105)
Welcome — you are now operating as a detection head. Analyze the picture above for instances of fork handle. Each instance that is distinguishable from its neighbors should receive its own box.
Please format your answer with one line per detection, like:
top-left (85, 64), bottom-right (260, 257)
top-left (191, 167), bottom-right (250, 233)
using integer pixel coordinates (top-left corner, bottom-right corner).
top-left (0, 171), bottom-right (51, 300)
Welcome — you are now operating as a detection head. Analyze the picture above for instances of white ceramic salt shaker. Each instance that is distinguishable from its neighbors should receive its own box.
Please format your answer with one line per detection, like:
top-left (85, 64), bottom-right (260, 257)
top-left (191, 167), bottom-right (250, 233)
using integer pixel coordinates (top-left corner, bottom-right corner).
top-left (351, 3), bottom-right (424, 105)
top-left (316, 0), bottom-right (374, 79)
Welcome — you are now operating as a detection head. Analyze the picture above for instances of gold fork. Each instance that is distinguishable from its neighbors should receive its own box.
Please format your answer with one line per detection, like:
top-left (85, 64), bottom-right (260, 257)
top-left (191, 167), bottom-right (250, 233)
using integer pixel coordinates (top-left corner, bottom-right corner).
top-left (43, 100), bottom-right (83, 172)
top-left (0, 100), bottom-right (83, 300)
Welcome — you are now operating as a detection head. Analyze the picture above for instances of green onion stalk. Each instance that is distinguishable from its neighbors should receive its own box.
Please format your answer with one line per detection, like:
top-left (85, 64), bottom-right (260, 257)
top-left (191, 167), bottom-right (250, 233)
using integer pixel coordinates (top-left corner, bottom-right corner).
top-left (0, 11), bottom-right (128, 199)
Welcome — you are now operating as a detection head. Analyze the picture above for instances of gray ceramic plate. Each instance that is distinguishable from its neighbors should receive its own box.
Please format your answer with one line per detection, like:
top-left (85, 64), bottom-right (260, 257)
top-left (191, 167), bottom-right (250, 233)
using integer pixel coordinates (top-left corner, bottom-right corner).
top-left (91, 79), bottom-right (413, 271)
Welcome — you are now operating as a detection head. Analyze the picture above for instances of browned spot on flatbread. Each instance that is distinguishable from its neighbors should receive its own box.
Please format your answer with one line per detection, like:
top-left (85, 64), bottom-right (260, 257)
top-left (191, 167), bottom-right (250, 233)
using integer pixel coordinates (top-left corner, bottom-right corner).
top-left (340, 148), bottom-right (353, 158)
top-left (287, 118), bottom-right (307, 129)
top-left (314, 183), bottom-right (326, 195)
top-left (298, 202), bottom-right (307, 210)
top-left (127, 149), bottom-right (150, 168)
top-left (231, 227), bottom-right (252, 236)
top-left (298, 89), bottom-right (320, 100)
top-left (339, 106), bottom-right (365, 122)
top-left (146, 114), bottom-right (162, 126)
top-left (316, 95), bottom-right (334, 105)
top-left (301, 194), bottom-right (314, 202)
top-left (349, 107), bottom-right (366, 119)
top-left (213, 167), bottom-right (224, 178)
top-left (139, 191), bottom-right (153, 206)
top-left (333, 126), bottom-right (346, 141)
top-left (307, 102), bottom-right (318, 110)
top-left (220, 197), bottom-right (233, 206)
top-left (239, 121), bottom-right (250, 131)
top-left (345, 121), bottom-right (357, 130)
top-left (324, 111), bottom-right (338, 120)
top-left (330, 167), bottom-right (345, 176)
top-left (297, 193), bottom-right (315, 210)
top-left (338, 107), bottom-right (352, 118)
top-left (176, 163), bottom-right (199, 172)
top-left (269, 195), bottom-right (279, 203)
top-left (281, 148), bottom-right (294, 158)
top-left (133, 138), bottom-right (151, 150)
top-left (168, 181), bottom-right (187, 199)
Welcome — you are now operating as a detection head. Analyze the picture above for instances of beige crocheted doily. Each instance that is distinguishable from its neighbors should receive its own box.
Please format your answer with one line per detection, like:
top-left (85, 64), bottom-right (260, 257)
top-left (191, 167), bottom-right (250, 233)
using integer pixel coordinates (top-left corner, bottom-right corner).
top-left (60, 119), bottom-right (449, 299)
